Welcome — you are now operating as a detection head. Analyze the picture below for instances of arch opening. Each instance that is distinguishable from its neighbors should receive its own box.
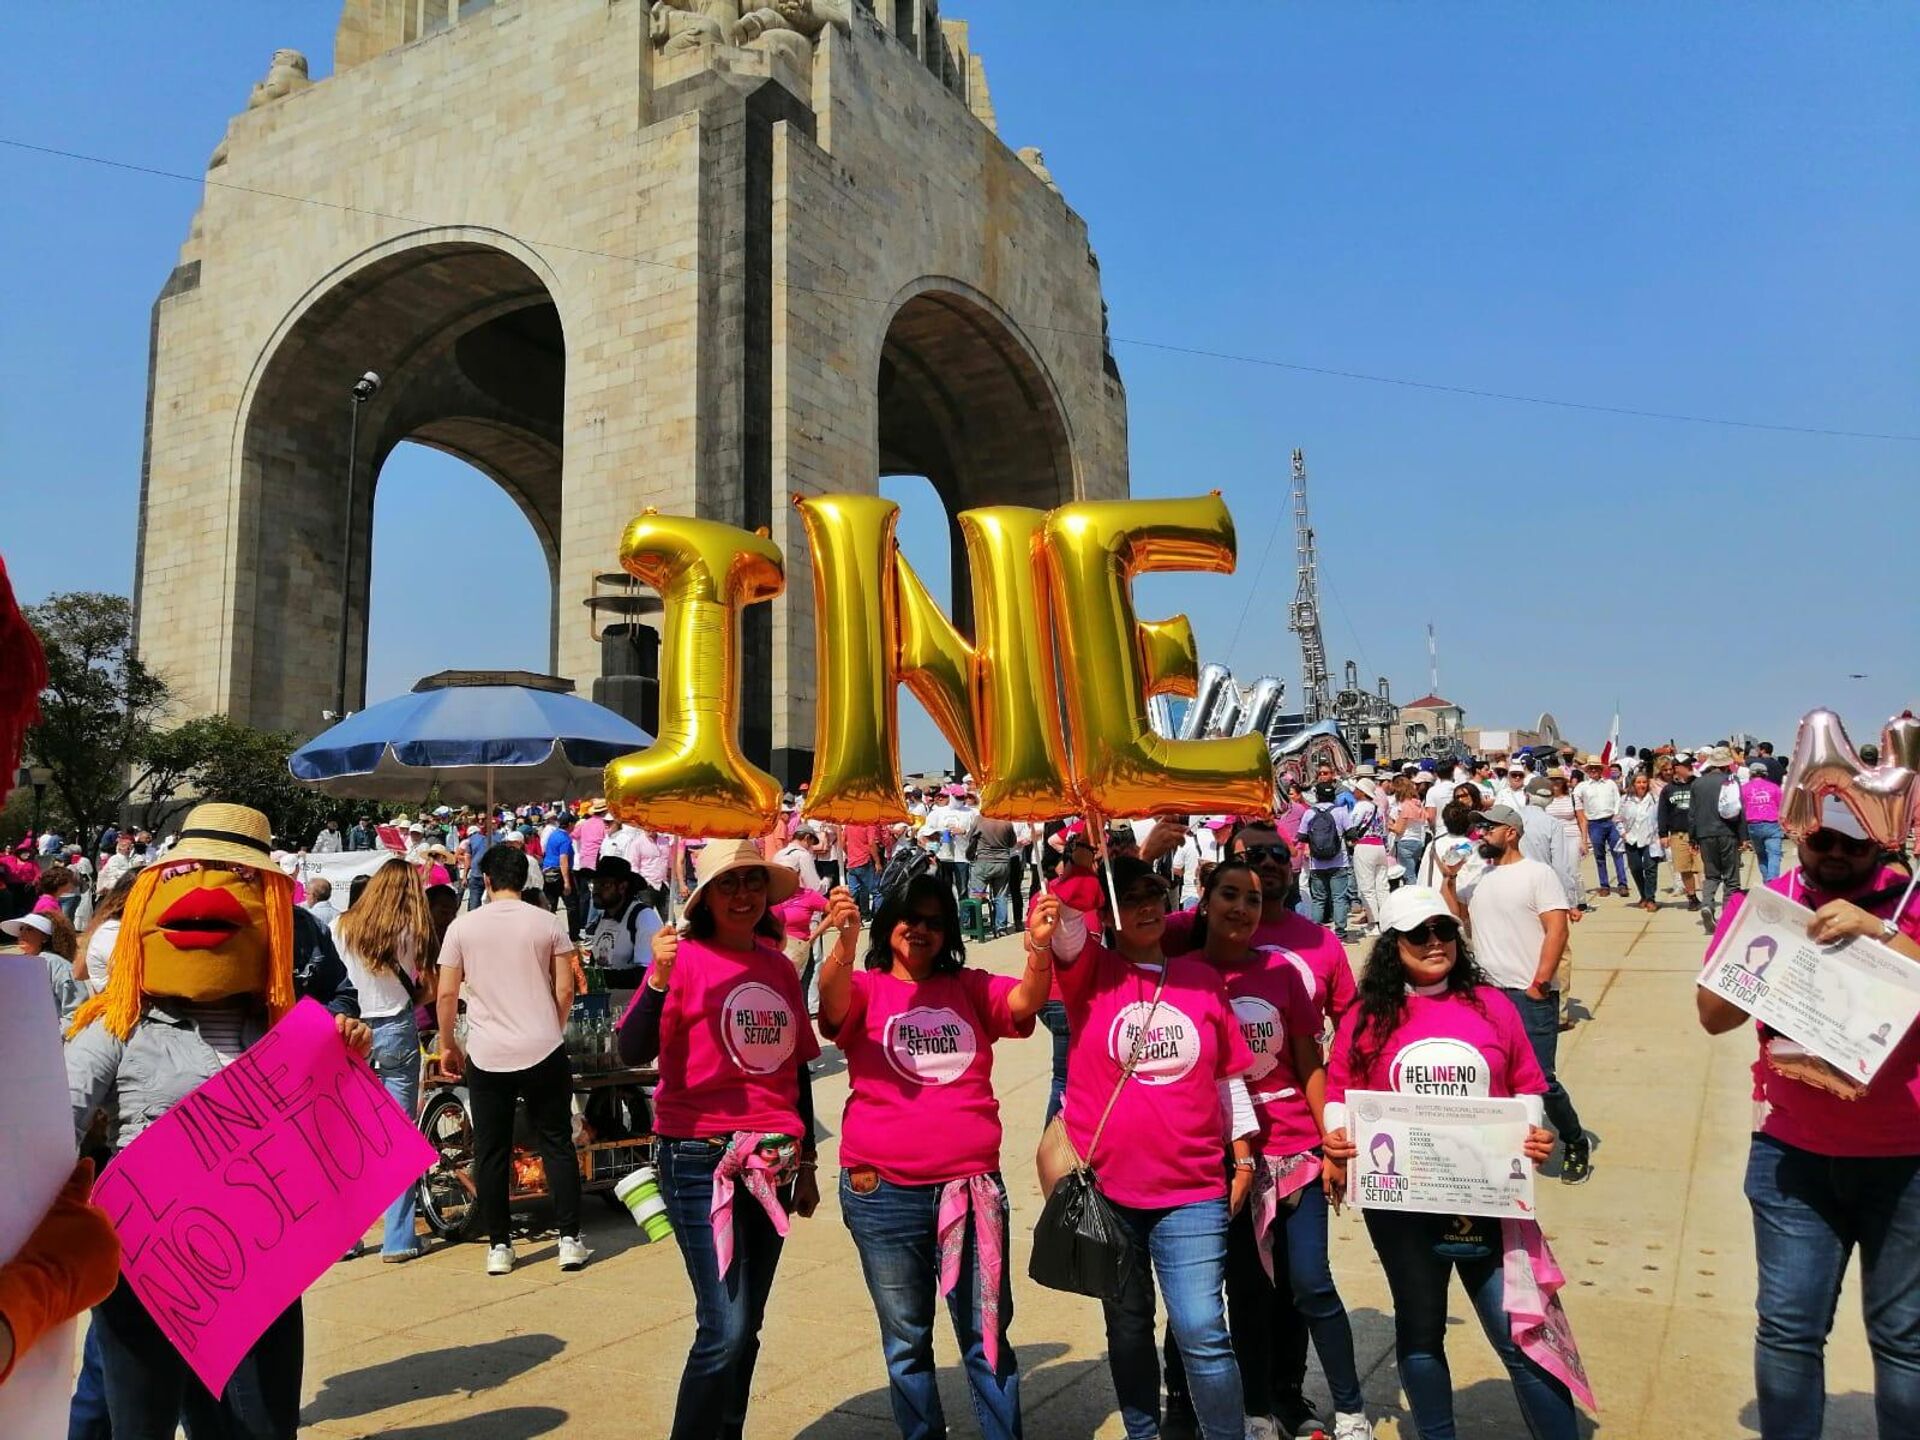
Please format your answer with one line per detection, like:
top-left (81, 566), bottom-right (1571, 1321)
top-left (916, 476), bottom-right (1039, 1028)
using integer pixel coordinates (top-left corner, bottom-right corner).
top-left (364, 443), bottom-right (556, 706)
top-left (235, 240), bottom-right (566, 733)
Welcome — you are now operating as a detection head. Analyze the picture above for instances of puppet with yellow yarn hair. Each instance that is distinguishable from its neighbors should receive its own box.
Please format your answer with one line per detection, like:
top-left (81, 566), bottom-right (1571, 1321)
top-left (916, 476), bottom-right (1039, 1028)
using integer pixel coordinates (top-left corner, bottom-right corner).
top-left (65, 801), bottom-right (370, 1437)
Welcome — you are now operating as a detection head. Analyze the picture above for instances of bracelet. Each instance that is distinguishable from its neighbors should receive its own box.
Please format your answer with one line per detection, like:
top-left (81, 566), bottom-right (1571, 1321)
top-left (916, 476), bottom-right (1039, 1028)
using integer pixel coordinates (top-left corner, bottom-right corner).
top-left (796, 1161), bottom-right (818, 1172)
top-left (1232, 1157), bottom-right (1256, 1171)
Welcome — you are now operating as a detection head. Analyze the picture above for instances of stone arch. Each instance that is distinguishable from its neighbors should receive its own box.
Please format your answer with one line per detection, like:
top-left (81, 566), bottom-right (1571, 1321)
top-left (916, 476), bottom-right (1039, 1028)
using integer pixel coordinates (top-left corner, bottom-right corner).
top-left (229, 232), bottom-right (568, 729)
top-left (874, 277), bottom-right (1076, 627)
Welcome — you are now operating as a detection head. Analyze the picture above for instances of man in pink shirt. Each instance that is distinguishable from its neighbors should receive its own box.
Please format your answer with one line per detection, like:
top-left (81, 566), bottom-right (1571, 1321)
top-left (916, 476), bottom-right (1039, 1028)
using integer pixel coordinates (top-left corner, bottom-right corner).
top-left (573, 799), bottom-right (609, 919)
top-left (436, 843), bottom-right (589, 1277)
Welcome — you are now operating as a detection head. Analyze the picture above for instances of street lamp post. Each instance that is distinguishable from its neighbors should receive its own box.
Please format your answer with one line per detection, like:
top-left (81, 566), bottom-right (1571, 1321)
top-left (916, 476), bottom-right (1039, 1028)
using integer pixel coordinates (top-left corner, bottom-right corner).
top-left (333, 371), bottom-right (382, 722)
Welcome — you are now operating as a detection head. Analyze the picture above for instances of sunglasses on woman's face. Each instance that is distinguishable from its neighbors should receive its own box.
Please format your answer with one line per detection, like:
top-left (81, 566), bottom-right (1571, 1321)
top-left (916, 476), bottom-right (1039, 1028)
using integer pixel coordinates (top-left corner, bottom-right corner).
top-left (900, 910), bottom-right (947, 932)
top-left (1398, 918), bottom-right (1462, 946)
top-left (1803, 828), bottom-right (1877, 858)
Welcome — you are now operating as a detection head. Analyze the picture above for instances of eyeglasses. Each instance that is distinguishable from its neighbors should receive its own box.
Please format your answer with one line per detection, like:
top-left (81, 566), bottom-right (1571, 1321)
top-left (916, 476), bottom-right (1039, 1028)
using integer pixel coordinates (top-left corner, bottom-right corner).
top-left (1242, 844), bottom-right (1291, 864)
top-left (900, 911), bottom-right (947, 932)
top-left (1802, 828), bottom-right (1877, 858)
top-left (1398, 918), bottom-right (1462, 946)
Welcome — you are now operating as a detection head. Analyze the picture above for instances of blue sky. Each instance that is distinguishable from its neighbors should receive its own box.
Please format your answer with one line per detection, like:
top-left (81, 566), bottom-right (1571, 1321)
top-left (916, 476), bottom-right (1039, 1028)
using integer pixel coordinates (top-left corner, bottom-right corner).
top-left (3, 3), bottom-right (1915, 768)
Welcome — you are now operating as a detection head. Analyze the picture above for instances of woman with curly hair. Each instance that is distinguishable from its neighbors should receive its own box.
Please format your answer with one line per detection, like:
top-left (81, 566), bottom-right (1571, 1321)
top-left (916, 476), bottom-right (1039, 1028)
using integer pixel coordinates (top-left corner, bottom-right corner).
top-left (1324, 887), bottom-right (1576, 1440)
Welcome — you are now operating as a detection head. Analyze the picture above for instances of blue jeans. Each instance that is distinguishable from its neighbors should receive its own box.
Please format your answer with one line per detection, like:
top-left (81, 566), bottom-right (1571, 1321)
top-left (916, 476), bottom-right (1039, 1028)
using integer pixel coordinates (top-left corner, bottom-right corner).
top-left (1625, 843), bottom-right (1660, 903)
top-left (1501, 990), bottom-right (1584, 1147)
top-left (1228, 1176), bottom-right (1363, 1416)
top-left (847, 862), bottom-right (878, 916)
top-left (839, 1170), bottom-right (1021, 1439)
top-left (658, 1136), bottom-right (788, 1440)
top-left (93, 1276), bottom-right (303, 1440)
top-left (68, 1319), bottom-right (110, 1440)
top-left (1744, 1134), bottom-right (1920, 1438)
top-left (1748, 821), bottom-right (1785, 884)
top-left (1104, 1197), bottom-right (1243, 1440)
top-left (368, 1012), bottom-right (422, 1255)
top-left (1586, 818), bottom-right (1627, 889)
top-left (1038, 1001), bottom-right (1069, 1125)
top-left (1395, 837), bottom-right (1426, 886)
top-left (1364, 1211), bottom-right (1576, 1440)
top-left (1306, 868), bottom-right (1351, 935)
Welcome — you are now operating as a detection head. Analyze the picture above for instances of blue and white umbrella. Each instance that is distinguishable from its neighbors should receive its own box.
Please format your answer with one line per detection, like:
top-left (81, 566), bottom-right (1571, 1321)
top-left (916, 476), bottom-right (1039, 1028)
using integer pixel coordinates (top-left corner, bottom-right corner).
top-left (288, 682), bottom-right (651, 806)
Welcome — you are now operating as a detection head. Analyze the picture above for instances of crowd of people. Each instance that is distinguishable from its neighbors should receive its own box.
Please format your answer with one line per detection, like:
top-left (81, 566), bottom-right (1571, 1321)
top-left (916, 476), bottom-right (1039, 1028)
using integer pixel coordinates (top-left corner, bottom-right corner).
top-left (5, 729), bottom-right (1915, 1440)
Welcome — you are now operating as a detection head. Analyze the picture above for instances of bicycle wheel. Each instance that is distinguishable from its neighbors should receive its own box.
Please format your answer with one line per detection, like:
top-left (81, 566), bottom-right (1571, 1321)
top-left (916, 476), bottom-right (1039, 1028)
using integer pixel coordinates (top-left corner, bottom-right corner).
top-left (417, 1088), bottom-right (480, 1240)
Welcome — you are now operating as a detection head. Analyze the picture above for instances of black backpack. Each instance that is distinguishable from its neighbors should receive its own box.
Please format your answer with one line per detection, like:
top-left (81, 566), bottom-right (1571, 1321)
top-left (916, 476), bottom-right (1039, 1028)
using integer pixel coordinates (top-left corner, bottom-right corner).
top-left (1303, 806), bottom-right (1345, 862)
top-left (877, 839), bottom-right (935, 900)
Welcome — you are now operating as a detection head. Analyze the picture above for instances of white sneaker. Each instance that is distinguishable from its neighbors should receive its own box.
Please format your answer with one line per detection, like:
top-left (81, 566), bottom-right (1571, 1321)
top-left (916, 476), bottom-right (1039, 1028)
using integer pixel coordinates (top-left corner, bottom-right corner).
top-left (485, 1243), bottom-right (514, 1276)
top-left (557, 1235), bottom-right (592, 1271)
top-left (1244, 1418), bottom-right (1280, 1440)
top-left (1333, 1414), bottom-right (1374, 1440)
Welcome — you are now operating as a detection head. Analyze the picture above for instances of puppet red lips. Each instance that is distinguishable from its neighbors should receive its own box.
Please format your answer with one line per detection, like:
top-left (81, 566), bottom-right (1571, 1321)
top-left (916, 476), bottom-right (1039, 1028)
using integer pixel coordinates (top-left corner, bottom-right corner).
top-left (156, 886), bottom-right (249, 949)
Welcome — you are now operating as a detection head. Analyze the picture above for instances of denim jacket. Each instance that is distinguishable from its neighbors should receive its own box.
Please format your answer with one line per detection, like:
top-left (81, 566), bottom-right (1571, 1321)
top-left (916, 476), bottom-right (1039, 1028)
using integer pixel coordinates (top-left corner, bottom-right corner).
top-left (66, 1001), bottom-right (273, 1151)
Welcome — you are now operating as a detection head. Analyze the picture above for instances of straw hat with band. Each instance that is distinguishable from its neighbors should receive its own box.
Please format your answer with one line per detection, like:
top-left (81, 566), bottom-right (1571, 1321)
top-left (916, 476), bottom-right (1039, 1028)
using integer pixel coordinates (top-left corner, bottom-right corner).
top-left (683, 838), bottom-right (799, 915)
top-left (169, 802), bottom-right (277, 870)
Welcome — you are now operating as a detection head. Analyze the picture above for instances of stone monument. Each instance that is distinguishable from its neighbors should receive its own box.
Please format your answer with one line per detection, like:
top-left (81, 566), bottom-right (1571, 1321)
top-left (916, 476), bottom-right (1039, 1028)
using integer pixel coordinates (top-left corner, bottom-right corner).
top-left (134, 0), bottom-right (1128, 781)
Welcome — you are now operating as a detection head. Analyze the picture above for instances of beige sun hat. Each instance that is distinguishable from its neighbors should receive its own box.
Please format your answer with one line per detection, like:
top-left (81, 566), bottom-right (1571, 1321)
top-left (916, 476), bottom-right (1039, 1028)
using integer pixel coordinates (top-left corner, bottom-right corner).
top-left (684, 837), bottom-right (799, 915)
top-left (168, 802), bottom-right (276, 870)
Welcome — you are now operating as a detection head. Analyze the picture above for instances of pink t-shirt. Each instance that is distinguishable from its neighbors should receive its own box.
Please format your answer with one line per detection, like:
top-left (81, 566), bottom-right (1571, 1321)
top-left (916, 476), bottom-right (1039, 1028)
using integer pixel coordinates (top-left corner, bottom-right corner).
top-left (32, 894), bottom-right (60, 916)
top-left (828, 967), bottom-right (1033, 1185)
top-left (1706, 867), bottom-right (1920, 1158)
top-left (1057, 935), bottom-right (1254, 1209)
top-left (574, 815), bottom-right (608, 870)
top-left (651, 936), bottom-right (822, 1139)
top-left (1329, 988), bottom-right (1547, 1103)
top-left (773, 888), bottom-right (828, 941)
top-left (1214, 952), bottom-right (1323, 1156)
top-left (1163, 908), bottom-right (1356, 1032)
top-left (437, 896), bottom-right (568, 1072)
top-left (1739, 779), bottom-right (1782, 824)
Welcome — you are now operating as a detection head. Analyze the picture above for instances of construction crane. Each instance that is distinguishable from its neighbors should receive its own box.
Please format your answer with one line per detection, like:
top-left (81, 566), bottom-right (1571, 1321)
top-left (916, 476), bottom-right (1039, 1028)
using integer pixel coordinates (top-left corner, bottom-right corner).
top-left (1287, 448), bottom-right (1334, 724)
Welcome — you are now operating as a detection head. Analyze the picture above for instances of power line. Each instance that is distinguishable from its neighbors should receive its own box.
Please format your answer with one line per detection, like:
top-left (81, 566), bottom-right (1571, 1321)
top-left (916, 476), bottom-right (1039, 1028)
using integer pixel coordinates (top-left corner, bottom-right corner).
top-left (5, 133), bottom-right (1919, 444)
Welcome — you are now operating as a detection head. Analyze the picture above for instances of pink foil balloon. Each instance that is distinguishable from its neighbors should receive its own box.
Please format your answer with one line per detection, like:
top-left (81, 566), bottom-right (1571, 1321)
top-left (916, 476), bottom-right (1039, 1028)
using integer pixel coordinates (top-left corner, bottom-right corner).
top-left (1779, 708), bottom-right (1920, 846)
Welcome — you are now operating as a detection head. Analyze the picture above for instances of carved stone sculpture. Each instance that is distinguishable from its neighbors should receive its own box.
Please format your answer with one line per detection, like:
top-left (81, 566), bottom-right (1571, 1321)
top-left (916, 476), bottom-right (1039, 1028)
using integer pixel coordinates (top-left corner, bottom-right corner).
top-left (650, 0), bottom-right (851, 58)
top-left (248, 50), bottom-right (312, 109)
top-left (1017, 146), bottom-right (1061, 196)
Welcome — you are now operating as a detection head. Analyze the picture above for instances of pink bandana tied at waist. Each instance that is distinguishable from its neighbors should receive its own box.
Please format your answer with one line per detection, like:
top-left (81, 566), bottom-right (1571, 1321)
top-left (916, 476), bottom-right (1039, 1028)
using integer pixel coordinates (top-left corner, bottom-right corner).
top-left (1501, 1217), bottom-right (1597, 1415)
top-left (1251, 1151), bottom-right (1323, 1282)
top-left (709, 1134), bottom-right (798, 1278)
top-left (937, 1174), bottom-right (1008, 1373)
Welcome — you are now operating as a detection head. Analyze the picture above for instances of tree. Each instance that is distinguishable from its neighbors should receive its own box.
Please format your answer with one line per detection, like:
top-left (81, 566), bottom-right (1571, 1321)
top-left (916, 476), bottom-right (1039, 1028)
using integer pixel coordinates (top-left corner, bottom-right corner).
top-left (23, 592), bottom-right (171, 844)
top-left (164, 716), bottom-right (335, 844)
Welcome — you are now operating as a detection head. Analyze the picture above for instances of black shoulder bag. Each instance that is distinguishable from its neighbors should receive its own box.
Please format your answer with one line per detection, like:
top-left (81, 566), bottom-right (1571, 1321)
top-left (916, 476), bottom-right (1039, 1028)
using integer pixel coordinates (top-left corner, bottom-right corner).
top-left (1028, 965), bottom-right (1166, 1302)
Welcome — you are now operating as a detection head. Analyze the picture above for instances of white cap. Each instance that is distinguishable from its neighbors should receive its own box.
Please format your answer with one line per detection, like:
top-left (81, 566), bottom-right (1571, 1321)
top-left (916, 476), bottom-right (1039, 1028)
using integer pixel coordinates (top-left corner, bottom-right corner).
top-left (1378, 886), bottom-right (1454, 934)
top-left (1819, 795), bottom-right (1871, 842)
top-left (1, 913), bottom-right (55, 940)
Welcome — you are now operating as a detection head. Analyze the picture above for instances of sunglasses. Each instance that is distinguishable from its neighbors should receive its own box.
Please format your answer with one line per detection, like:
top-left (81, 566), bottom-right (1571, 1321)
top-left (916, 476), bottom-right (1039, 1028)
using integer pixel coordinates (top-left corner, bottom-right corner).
top-left (1802, 828), bottom-right (1877, 858)
top-left (1242, 844), bottom-right (1292, 864)
top-left (1118, 886), bottom-right (1169, 909)
top-left (1398, 918), bottom-right (1462, 946)
top-left (901, 911), bottom-right (947, 932)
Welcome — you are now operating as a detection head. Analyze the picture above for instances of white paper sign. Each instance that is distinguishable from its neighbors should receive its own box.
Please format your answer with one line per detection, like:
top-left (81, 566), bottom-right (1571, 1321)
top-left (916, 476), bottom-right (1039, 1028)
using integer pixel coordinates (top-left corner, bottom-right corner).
top-left (1699, 885), bottom-right (1920, 1087)
top-left (0, 956), bottom-right (82, 1439)
top-left (1345, 1089), bottom-right (1535, 1221)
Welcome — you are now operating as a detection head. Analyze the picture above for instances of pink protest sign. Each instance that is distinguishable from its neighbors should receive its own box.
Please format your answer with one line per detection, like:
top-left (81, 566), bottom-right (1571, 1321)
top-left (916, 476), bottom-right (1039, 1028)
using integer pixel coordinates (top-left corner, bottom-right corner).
top-left (95, 998), bottom-right (436, 1396)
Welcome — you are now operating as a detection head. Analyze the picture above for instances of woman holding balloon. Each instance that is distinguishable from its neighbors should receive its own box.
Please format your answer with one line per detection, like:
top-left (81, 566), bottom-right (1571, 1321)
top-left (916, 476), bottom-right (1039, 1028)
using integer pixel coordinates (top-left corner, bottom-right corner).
top-left (616, 839), bottom-right (855, 1440)
top-left (816, 870), bottom-right (1051, 1440)
top-left (1030, 855), bottom-right (1257, 1440)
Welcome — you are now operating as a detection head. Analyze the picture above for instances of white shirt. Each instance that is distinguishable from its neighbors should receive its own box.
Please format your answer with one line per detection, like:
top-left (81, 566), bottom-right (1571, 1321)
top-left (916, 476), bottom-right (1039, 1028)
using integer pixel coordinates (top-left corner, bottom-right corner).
top-left (586, 895), bottom-right (663, 972)
top-left (1465, 857), bottom-right (1570, 991)
top-left (85, 918), bottom-right (119, 992)
top-left (1573, 778), bottom-right (1622, 821)
top-left (774, 843), bottom-right (827, 894)
top-left (1618, 793), bottom-right (1660, 847)
top-left (331, 920), bottom-right (420, 1021)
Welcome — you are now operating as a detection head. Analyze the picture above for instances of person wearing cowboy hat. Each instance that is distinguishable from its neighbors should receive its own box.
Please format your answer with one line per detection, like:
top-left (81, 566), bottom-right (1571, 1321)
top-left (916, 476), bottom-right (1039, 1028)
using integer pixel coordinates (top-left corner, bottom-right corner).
top-left (1687, 744), bottom-right (1748, 930)
top-left (615, 839), bottom-right (855, 1440)
top-left (64, 802), bottom-right (371, 1438)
